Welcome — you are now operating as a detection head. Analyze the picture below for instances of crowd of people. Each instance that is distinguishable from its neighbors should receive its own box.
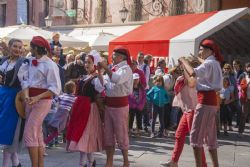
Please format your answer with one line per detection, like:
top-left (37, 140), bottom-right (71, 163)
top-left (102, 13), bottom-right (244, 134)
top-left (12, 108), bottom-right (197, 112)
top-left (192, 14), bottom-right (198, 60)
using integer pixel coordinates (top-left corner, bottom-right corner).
top-left (0, 34), bottom-right (250, 167)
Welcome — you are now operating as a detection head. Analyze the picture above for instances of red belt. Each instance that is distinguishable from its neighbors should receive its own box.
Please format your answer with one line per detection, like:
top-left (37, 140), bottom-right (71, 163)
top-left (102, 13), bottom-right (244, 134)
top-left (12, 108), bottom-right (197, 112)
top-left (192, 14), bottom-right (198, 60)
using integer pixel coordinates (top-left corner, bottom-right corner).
top-left (29, 87), bottom-right (52, 99)
top-left (105, 96), bottom-right (128, 108)
top-left (197, 91), bottom-right (217, 106)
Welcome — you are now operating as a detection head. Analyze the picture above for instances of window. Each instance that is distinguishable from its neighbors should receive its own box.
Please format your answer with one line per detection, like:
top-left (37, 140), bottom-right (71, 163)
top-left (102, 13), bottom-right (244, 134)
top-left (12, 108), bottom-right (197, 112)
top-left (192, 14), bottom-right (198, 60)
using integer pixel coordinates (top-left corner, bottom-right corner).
top-left (43, 0), bottom-right (49, 17)
top-left (70, 0), bottom-right (78, 10)
top-left (0, 4), bottom-right (6, 27)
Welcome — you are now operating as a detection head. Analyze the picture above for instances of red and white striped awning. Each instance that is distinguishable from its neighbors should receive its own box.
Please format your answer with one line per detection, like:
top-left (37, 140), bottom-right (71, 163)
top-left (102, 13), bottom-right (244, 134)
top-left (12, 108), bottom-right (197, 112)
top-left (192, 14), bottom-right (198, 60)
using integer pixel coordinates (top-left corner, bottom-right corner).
top-left (109, 7), bottom-right (250, 66)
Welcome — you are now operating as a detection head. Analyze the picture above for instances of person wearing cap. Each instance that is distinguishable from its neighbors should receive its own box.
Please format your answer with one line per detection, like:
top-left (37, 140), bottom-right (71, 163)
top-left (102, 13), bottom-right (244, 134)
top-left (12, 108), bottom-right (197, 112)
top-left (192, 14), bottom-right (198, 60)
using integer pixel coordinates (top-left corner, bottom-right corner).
top-left (128, 73), bottom-right (146, 136)
top-left (98, 46), bottom-right (133, 167)
top-left (66, 50), bottom-right (104, 167)
top-left (17, 36), bottom-right (61, 167)
top-left (178, 39), bottom-right (223, 167)
top-left (50, 32), bottom-right (65, 66)
top-left (0, 38), bottom-right (25, 167)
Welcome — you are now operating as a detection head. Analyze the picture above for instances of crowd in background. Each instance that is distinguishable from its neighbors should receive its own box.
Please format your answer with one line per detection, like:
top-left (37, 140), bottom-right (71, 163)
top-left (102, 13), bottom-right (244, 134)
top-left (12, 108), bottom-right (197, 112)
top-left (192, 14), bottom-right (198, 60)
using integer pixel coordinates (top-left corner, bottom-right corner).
top-left (0, 34), bottom-right (250, 167)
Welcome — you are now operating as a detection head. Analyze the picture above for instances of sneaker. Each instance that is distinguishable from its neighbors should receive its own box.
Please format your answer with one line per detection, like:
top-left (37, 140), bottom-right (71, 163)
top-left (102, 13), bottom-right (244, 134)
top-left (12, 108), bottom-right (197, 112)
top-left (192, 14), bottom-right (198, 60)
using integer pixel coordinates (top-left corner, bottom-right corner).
top-left (160, 160), bottom-right (178, 167)
top-left (150, 133), bottom-right (154, 138)
top-left (163, 130), bottom-right (169, 137)
top-left (229, 126), bottom-right (233, 131)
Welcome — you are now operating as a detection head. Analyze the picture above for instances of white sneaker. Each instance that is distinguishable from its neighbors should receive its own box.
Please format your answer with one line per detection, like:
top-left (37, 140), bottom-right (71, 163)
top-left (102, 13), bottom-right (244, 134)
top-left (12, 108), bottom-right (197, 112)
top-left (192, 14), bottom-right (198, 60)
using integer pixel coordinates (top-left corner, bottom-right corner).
top-left (160, 160), bottom-right (178, 167)
top-left (150, 133), bottom-right (154, 138)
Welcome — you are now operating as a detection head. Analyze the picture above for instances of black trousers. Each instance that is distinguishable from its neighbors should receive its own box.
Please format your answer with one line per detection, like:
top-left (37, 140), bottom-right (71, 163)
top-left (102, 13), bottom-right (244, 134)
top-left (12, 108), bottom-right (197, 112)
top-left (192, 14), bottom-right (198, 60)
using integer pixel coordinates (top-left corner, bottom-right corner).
top-left (164, 103), bottom-right (171, 129)
top-left (129, 108), bottom-right (142, 130)
top-left (220, 104), bottom-right (232, 125)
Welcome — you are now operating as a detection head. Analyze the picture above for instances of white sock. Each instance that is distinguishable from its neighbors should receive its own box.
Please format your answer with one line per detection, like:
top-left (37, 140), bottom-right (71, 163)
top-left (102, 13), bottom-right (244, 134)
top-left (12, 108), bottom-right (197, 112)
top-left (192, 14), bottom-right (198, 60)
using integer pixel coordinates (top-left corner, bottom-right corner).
top-left (80, 152), bottom-right (87, 166)
top-left (87, 153), bottom-right (94, 167)
top-left (2, 149), bottom-right (11, 167)
top-left (11, 152), bottom-right (20, 166)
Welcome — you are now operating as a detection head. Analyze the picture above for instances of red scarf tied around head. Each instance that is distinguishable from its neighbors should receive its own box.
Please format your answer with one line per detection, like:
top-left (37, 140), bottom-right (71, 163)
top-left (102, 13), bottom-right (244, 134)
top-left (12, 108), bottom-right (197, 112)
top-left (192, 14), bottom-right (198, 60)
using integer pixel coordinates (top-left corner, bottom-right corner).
top-left (201, 39), bottom-right (224, 63)
top-left (113, 46), bottom-right (132, 65)
top-left (174, 76), bottom-right (185, 95)
top-left (31, 36), bottom-right (51, 55)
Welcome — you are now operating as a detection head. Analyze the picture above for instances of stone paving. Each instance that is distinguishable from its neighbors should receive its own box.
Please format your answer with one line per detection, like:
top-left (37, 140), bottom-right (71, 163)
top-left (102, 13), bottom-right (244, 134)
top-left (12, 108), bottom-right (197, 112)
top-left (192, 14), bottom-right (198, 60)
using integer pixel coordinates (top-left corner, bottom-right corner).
top-left (1, 124), bottom-right (250, 167)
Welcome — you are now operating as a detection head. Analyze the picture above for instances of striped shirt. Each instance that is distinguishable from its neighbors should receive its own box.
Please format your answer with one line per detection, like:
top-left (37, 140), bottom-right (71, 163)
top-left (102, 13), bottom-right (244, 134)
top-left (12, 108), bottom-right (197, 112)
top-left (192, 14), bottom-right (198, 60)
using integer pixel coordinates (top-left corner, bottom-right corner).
top-left (58, 93), bottom-right (76, 110)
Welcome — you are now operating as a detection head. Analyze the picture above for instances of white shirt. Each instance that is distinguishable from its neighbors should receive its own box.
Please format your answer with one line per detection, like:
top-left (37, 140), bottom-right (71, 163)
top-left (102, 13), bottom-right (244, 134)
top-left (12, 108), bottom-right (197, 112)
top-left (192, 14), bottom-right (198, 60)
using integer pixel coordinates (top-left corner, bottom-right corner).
top-left (104, 61), bottom-right (133, 97)
top-left (0, 60), bottom-right (16, 73)
top-left (18, 56), bottom-right (62, 96)
top-left (82, 75), bottom-right (105, 93)
top-left (138, 63), bottom-right (150, 89)
top-left (194, 55), bottom-right (222, 91)
top-left (163, 74), bottom-right (175, 94)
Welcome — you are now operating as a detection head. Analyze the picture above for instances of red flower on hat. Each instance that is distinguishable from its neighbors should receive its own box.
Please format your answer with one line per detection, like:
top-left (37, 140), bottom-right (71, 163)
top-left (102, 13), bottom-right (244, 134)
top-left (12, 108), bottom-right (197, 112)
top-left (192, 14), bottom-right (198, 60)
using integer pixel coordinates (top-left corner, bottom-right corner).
top-left (32, 59), bottom-right (38, 66)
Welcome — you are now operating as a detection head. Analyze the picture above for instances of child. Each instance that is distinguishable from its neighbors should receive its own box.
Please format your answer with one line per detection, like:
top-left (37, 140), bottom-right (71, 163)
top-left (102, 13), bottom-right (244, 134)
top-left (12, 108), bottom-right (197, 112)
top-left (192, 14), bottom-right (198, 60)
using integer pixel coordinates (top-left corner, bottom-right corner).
top-left (220, 77), bottom-right (234, 136)
top-left (128, 73), bottom-right (146, 136)
top-left (43, 97), bottom-right (58, 148)
top-left (147, 75), bottom-right (169, 138)
top-left (44, 81), bottom-right (76, 146)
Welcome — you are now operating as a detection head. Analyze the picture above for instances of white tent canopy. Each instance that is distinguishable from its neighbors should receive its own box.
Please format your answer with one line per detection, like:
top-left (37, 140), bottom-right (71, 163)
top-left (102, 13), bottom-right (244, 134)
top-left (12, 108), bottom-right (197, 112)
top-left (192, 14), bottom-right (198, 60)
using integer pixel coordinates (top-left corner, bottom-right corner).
top-left (68, 25), bottom-right (139, 50)
top-left (91, 32), bottom-right (117, 51)
top-left (168, 7), bottom-right (250, 66)
top-left (0, 25), bottom-right (88, 48)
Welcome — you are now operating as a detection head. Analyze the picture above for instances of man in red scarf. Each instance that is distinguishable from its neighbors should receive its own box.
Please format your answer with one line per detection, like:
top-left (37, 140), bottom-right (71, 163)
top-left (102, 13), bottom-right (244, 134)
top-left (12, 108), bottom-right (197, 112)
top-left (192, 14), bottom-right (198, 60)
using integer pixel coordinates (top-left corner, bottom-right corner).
top-left (178, 39), bottom-right (222, 167)
top-left (98, 46), bottom-right (133, 167)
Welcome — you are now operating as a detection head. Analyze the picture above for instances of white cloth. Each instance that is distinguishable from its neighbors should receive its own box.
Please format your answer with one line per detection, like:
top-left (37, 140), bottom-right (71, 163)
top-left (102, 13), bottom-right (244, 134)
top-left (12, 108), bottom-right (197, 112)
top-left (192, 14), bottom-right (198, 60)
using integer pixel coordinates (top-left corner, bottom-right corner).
top-left (89, 50), bottom-right (101, 66)
top-left (17, 55), bottom-right (62, 95)
top-left (138, 63), bottom-right (150, 89)
top-left (104, 61), bottom-right (133, 97)
top-left (0, 60), bottom-right (16, 73)
top-left (194, 55), bottom-right (222, 91)
top-left (163, 74), bottom-right (175, 92)
top-left (83, 75), bottom-right (105, 93)
top-left (154, 67), bottom-right (165, 76)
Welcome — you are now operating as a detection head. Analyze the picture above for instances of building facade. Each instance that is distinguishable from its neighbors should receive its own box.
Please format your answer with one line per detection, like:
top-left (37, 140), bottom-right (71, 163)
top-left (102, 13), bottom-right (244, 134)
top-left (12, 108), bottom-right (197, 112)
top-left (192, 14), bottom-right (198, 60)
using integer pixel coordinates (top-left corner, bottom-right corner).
top-left (0, 0), bottom-right (249, 27)
top-left (50, 0), bottom-right (220, 26)
top-left (0, 0), bottom-right (49, 27)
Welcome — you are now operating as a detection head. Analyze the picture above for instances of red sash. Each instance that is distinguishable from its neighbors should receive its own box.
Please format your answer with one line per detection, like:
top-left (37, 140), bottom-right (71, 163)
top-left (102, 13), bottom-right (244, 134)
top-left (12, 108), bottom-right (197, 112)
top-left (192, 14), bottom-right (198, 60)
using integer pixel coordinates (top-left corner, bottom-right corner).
top-left (105, 96), bottom-right (128, 108)
top-left (66, 96), bottom-right (91, 142)
top-left (197, 91), bottom-right (217, 106)
top-left (29, 87), bottom-right (52, 99)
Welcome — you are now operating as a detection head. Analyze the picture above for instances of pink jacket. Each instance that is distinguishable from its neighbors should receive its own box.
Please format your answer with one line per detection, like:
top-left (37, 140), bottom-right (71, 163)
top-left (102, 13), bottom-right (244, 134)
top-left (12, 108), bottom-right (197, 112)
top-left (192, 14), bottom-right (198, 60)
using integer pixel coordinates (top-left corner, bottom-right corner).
top-left (128, 87), bottom-right (146, 111)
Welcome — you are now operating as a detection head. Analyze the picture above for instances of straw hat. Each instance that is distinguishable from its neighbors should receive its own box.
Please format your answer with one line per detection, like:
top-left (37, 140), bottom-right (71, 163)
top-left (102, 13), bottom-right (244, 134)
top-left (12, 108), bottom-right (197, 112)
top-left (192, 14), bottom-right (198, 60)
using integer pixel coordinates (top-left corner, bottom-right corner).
top-left (15, 91), bottom-right (25, 119)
